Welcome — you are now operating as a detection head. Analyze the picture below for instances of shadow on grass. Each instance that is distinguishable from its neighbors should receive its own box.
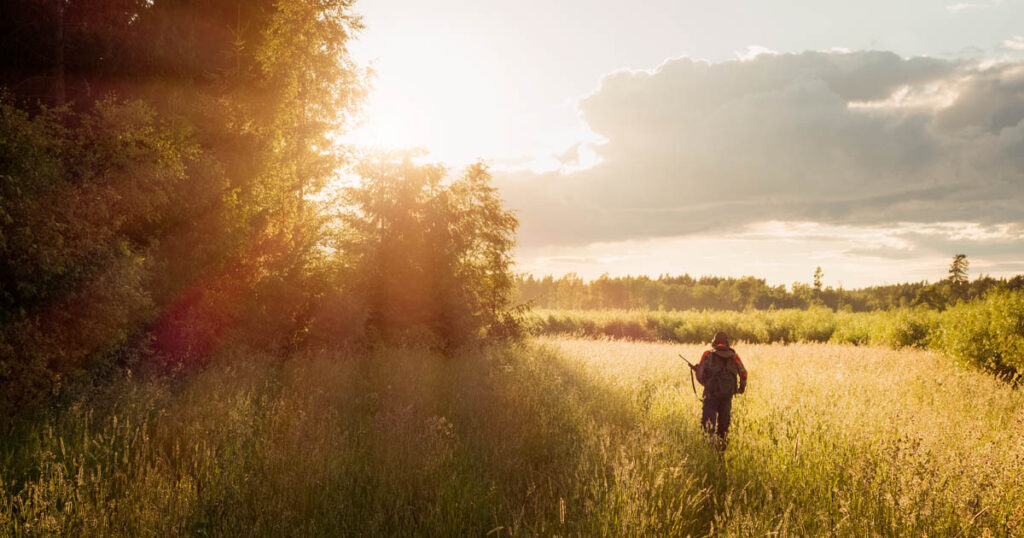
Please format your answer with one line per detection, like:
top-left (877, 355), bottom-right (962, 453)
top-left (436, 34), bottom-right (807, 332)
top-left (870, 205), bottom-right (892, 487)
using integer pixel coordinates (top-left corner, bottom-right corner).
top-left (173, 341), bottom-right (725, 536)
top-left (276, 342), bottom-right (725, 536)
top-left (0, 342), bottom-right (725, 537)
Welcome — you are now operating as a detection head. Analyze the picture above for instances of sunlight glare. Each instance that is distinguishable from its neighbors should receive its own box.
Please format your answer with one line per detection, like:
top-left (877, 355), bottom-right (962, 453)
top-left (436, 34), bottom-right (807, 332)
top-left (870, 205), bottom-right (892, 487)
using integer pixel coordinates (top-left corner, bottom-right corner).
top-left (343, 29), bottom-right (509, 165)
top-left (342, 13), bottom-right (601, 171)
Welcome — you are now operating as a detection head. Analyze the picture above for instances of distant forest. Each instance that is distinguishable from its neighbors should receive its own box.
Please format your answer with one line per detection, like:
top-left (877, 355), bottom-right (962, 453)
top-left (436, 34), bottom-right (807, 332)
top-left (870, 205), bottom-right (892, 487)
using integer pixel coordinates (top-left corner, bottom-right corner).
top-left (516, 261), bottom-right (1024, 312)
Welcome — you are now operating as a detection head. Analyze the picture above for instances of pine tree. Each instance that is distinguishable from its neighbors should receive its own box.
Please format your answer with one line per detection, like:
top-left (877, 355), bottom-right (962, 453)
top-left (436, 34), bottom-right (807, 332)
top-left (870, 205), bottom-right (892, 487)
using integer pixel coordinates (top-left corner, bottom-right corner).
top-left (949, 254), bottom-right (969, 285)
top-left (948, 254), bottom-right (969, 303)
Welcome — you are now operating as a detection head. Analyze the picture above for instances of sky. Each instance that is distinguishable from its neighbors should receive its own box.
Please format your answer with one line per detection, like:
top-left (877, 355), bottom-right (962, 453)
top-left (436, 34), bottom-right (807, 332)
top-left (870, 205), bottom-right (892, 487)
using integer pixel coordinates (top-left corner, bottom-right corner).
top-left (346, 0), bottom-right (1024, 288)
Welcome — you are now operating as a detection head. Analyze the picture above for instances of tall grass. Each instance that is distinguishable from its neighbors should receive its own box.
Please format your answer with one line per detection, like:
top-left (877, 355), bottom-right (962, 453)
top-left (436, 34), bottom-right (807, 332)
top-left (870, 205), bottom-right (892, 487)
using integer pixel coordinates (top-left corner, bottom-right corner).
top-left (3, 338), bottom-right (1021, 535)
top-left (549, 338), bottom-right (1024, 536)
top-left (0, 343), bottom-right (710, 536)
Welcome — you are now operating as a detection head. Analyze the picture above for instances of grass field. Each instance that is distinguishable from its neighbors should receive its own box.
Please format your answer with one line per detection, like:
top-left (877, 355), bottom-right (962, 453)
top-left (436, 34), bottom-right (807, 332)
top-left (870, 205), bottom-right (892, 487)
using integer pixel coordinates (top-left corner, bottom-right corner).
top-left (2, 338), bottom-right (1022, 536)
top-left (544, 337), bottom-right (1024, 536)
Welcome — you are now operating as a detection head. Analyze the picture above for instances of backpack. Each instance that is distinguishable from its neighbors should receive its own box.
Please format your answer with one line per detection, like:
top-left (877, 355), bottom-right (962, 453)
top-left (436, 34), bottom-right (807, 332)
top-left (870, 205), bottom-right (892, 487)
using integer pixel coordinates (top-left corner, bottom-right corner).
top-left (699, 350), bottom-right (739, 399)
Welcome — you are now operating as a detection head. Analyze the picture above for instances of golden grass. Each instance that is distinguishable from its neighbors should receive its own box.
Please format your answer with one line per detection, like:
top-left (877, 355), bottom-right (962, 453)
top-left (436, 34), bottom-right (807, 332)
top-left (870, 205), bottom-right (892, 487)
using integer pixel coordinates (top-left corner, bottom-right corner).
top-left (541, 337), bottom-right (1024, 535)
top-left (1, 338), bottom-right (1021, 536)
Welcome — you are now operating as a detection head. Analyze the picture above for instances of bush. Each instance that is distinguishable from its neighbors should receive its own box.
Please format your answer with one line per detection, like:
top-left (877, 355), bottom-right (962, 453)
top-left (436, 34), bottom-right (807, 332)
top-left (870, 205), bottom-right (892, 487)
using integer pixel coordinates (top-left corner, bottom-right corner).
top-left (931, 289), bottom-right (1024, 378)
top-left (0, 97), bottom-right (189, 419)
top-left (830, 312), bottom-right (876, 345)
top-left (870, 308), bottom-right (938, 349)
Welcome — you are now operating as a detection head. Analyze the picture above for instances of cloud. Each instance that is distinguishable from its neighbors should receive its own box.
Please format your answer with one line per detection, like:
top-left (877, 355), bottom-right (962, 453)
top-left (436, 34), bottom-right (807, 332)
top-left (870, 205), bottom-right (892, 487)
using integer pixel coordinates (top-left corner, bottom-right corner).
top-left (735, 45), bottom-right (778, 61)
top-left (1003, 36), bottom-right (1024, 51)
top-left (742, 221), bottom-right (1024, 260)
top-left (496, 51), bottom-right (1024, 250)
top-left (514, 221), bottom-right (1024, 286)
top-left (946, 0), bottom-right (1004, 13)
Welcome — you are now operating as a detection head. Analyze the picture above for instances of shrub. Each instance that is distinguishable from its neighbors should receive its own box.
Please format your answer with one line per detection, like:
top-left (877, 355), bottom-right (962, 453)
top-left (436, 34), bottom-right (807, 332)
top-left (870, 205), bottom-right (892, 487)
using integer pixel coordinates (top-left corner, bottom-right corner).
top-left (931, 289), bottom-right (1024, 378)
top-left (867, 308), bottom-right (938, 349)
top-left (0, 97), bottom-right (188, 419)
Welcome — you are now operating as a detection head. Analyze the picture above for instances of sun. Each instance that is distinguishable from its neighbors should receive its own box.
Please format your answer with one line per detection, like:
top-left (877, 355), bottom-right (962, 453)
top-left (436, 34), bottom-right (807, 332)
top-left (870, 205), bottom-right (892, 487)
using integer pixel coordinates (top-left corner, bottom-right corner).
top-left (341, 96), bottom-right (421, 153)
top-left (337, 7), bottom-right (605, 173)
top-left (339, 33), bottom-right (506, 165)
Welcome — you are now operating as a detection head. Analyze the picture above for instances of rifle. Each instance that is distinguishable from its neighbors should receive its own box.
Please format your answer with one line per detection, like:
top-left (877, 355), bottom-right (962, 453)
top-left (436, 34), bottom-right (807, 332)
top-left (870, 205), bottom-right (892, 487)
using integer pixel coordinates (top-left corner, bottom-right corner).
top-left (679, 354), bottom-right (699, 398)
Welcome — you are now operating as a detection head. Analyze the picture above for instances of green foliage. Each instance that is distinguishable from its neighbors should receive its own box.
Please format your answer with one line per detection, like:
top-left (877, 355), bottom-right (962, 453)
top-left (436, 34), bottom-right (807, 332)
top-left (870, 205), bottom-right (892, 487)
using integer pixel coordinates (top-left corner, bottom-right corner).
top-left (0, 95), bottom-right (195, 416)
top-left (1, 13), bottom-right (523, 414)
top-left (526, 308), bottom-right (864, 345)
top-left (338, 154), bottom-right (520, 346)
top-left (932, 288), bottom-right (1024, 379)
top-left (1, 0), bottom-right (397, 419)
top-left (874, 307), bottom-right (940, 349)
top-left (527, 292), bottom-right (1024, 378)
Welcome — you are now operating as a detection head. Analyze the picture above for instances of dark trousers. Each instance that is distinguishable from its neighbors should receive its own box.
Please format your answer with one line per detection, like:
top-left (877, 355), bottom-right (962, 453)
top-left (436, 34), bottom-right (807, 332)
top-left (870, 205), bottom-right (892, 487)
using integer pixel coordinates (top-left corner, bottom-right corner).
top-left (701, 396), bottom-right (733, 440)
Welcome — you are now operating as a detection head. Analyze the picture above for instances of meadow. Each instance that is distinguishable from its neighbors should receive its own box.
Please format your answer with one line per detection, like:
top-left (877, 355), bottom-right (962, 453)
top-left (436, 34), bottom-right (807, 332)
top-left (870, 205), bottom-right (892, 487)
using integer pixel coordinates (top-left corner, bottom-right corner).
top-left (2, 337), bottom-right (1022, 536)
top-left (4, 2), bottom-right (1023, 537)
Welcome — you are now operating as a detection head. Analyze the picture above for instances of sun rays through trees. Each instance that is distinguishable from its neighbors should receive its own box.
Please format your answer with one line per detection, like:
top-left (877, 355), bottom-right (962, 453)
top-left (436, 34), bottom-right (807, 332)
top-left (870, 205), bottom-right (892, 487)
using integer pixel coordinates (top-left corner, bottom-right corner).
top-left (0, 1), bottom-right (521, 422)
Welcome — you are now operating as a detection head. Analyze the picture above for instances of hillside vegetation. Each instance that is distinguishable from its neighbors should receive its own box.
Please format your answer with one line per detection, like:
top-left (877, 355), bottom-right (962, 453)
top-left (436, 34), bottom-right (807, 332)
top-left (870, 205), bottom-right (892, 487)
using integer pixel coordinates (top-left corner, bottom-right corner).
top-left (2, 338), bottom-right (1021, 536)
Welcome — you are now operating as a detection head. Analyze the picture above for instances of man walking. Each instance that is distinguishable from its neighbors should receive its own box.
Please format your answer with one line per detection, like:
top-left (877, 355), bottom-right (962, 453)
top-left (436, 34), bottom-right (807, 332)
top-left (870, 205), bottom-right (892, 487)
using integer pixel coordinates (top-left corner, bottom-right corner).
top-left (694, 331), bottom-right (747, 448)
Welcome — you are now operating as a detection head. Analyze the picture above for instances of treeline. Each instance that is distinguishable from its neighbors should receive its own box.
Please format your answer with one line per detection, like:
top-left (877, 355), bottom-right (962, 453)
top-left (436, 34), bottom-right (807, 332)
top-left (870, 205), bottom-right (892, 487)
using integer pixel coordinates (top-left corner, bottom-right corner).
top-left (1, 1), bottom-right (520, 422)
top-left (516, 270), bottom-right (1024, 312)
top-left (526, 287), bottom-right (1024, 380)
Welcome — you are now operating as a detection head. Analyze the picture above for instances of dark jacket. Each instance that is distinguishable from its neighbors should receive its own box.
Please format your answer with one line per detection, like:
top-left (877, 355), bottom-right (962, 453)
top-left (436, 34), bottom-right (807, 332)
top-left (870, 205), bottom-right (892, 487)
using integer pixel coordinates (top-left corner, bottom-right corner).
top-left (696, 344), bottom-right (748, 396)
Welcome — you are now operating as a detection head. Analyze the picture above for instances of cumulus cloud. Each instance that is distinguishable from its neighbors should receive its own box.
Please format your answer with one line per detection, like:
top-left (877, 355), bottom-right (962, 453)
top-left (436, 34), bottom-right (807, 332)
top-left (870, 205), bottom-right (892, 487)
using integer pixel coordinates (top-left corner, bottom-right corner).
top-left (496, 51), bottom-right (1024, 249)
